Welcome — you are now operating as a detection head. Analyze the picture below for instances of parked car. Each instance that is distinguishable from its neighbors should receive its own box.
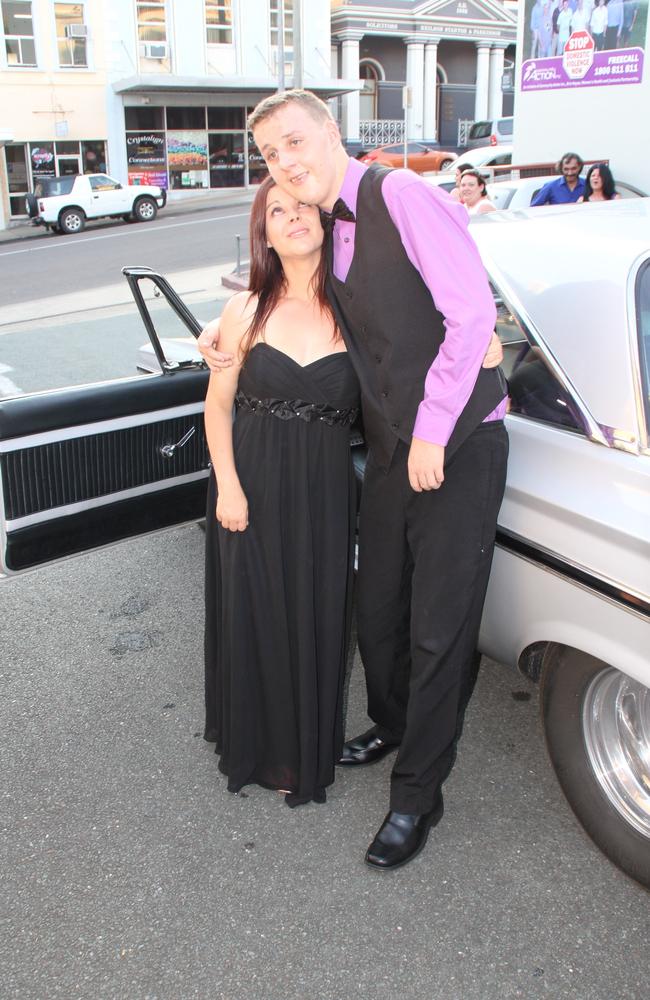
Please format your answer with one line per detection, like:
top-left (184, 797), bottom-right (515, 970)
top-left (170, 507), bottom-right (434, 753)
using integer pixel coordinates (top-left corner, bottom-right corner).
top-left (360, 142), bottom-right (457, 173)
top-left (484, 175), bottom-right (648, 211)
top-left (463, 116), bottom-right (513, 151)
top-left (26, 173), bottom-right (167, 235)
top-left (1, 204), bottom-right (649, 888)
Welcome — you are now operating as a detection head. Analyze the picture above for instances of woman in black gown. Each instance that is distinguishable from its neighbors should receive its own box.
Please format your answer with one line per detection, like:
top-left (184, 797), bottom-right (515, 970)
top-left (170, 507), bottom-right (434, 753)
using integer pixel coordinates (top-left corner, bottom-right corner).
top-left (203, 177), bottom-right (359, 807)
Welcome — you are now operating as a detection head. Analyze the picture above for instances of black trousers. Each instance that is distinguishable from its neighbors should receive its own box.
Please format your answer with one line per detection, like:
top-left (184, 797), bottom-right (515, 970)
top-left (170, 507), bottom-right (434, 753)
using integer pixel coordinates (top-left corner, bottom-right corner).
top-left (356, 421), bottom-right (508, 814)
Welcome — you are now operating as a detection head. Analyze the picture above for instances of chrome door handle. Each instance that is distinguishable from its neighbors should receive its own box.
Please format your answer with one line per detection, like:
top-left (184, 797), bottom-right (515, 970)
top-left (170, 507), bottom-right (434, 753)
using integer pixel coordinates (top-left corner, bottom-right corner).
top-left (160, 426), bottom-right (195, 459)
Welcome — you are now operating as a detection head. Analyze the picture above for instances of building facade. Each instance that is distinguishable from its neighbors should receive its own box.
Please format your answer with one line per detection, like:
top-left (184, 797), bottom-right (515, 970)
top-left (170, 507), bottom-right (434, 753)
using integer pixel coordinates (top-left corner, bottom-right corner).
top-left (0, 0), bottom-right (357, 224)
top-left (330, 0), bottom-right (517, 148)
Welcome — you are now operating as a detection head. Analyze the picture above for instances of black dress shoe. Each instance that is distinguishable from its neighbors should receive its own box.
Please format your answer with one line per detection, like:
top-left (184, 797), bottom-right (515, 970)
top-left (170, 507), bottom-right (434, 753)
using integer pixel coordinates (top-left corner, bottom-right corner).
top-left (337, 726), bottom-right (400, 766)
top-left (365, 794), bottom-right (444, 871)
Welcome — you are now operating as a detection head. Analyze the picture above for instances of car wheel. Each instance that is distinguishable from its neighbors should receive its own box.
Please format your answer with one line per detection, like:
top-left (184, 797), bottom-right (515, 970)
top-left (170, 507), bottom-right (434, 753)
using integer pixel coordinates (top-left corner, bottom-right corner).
top-left (439, 158), bottom-right (455, 171)
top-left (59, 208), bottom-right (86, 234)
top-left (25, 193), bottom-right (39, 219)
top-left (541, 645), bottom-right (650, 888)
top-left (133, 197), bottom-right (158, 222)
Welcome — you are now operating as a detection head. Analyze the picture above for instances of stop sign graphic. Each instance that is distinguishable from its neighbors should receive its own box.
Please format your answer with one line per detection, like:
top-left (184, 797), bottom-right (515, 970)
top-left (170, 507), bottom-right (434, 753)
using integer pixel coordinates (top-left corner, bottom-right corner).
top-left (563, 30), bottom-right (595, 80)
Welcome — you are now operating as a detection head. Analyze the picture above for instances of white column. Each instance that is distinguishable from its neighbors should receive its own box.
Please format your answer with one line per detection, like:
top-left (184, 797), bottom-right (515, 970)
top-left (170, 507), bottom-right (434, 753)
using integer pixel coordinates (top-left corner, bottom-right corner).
top-left (488, 44), bottom-right (506, 120)
top-left (404, 36), bottom-right (425, 141)
top-left (423, 38), bottom-right (439, 143)
top-left (339, 31), bottom-right (362, 142)
top-left (474, 43), bottom-right (490, 122)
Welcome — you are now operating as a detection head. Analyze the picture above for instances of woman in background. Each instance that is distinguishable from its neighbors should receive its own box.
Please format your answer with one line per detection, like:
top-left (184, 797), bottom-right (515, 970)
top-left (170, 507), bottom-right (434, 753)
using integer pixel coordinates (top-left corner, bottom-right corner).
top-left (578, 163), bottom-right (620, 202)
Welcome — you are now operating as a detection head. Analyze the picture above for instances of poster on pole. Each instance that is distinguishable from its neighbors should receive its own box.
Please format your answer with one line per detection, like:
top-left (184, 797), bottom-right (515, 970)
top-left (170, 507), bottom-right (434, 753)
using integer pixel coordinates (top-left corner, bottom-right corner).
top-left (521, 0), bottom-right (648, 91)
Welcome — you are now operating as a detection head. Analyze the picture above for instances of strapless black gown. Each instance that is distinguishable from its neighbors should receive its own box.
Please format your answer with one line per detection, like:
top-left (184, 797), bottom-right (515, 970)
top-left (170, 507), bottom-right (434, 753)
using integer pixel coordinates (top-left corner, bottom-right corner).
top-left (204, 343), bottom-right (359, 806)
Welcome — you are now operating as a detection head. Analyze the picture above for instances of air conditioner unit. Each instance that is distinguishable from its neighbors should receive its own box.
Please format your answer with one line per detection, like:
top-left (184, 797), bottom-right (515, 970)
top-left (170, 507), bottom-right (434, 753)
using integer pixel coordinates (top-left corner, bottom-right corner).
top-left (142, 42), bottom-right (168, 60)
top-left (64, 24), bottom-right (88, 39)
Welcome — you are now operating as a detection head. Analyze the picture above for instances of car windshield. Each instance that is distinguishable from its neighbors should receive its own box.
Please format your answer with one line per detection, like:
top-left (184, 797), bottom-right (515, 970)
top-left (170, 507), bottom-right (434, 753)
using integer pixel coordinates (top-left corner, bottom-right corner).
top-left (34, 176), bottom-right (76, 197)
top-left (636, 259), bottom-right (650, 438)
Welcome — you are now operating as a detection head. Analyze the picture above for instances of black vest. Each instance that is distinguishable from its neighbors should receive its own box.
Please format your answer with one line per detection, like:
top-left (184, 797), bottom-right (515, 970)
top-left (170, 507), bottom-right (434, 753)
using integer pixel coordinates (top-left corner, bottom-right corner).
top-left (326, 165), bottom-right (507, 469)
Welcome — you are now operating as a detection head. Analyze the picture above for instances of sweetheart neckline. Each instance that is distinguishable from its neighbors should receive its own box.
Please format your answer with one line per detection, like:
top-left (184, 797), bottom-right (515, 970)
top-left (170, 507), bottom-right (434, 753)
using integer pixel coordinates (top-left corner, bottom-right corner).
top-left (250, 342), bottom-right (349, 370)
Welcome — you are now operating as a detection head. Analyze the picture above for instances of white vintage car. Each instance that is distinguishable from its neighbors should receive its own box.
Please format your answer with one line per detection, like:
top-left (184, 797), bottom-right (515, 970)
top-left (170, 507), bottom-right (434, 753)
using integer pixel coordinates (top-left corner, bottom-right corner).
top-left (0, 201), bottom-right (648, 887)
top-left (26, 173), bottom-right (167, 234)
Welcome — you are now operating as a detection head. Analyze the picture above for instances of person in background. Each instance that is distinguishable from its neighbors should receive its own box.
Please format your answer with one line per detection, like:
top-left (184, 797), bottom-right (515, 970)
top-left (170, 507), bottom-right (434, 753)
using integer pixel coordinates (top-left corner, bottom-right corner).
top-left (449, 162), bottom-right (475, 203)
top-left (620, 0), bottom-right (639, 46)
top-left (458, 170), bottom-right (497, 216)
top-left (570, 0), bottom-right (590, 31)
top-left (605, 0), bottom-right (624, 48)
top-left (530, 152), bottom-right (585, 206)
top-left (556, 0), bottom-right (573, 52)
top-left (530, 0), bottom-right (544, 57)
top-left (590, 0), bottom-right (609, 50)
top-left (578, 163), bottom-right (620, 201)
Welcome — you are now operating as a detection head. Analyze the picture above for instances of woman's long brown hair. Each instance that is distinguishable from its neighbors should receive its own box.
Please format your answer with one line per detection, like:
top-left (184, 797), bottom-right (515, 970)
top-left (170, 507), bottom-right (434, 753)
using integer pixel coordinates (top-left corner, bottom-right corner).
top-left (238, 176), bottom-right (337, 362)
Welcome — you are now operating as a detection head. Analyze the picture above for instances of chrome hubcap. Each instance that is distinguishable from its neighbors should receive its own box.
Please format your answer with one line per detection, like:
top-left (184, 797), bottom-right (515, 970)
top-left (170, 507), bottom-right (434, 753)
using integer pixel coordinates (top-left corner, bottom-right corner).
top-left (138, 202), bottom-right (154, 219)
top-left (65, 214), bottom-right (82, 231)
top-left (583, 668), bottom-right (650, 839)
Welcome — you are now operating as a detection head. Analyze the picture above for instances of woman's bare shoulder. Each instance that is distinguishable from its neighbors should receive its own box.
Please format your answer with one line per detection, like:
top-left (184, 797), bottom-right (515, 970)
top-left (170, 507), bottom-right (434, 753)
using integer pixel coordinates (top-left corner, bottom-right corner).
top-left (222, 290), bottom-right (258, 326)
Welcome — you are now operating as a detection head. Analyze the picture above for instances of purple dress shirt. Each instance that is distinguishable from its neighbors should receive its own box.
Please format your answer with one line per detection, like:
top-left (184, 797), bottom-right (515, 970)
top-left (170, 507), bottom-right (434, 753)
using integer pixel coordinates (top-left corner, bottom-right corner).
top-left (331, 158), bottom-right (507, 447)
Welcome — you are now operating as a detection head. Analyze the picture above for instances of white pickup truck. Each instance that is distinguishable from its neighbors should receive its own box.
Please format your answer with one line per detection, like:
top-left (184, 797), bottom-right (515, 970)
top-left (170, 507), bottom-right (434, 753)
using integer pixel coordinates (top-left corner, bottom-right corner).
top-left (26, 173), bottom-right (167, 234)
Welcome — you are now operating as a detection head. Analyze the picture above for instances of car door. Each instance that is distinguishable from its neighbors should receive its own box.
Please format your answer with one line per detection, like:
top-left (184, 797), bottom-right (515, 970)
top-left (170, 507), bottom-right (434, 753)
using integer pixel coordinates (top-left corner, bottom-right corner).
top-left (88, 174), bottom-right (131, 216)
top-left (0, 269), bottom-right (210, 575)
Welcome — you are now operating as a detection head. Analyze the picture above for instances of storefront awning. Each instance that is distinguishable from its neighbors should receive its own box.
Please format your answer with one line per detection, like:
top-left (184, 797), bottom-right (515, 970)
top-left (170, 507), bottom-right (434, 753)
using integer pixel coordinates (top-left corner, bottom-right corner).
top-left (113, 75), bottom-right (361, 102)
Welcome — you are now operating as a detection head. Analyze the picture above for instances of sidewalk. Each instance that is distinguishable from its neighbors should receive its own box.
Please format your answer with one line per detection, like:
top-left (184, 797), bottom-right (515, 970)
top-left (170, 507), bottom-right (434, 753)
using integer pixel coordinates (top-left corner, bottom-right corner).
top-left (0, 187), bottom-right (257, 245)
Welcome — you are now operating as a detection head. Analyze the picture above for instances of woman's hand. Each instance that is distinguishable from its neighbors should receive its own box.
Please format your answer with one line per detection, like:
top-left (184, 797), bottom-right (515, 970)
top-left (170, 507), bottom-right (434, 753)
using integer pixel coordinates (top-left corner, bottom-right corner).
top-left (216, 485), bottom-right (249, 532)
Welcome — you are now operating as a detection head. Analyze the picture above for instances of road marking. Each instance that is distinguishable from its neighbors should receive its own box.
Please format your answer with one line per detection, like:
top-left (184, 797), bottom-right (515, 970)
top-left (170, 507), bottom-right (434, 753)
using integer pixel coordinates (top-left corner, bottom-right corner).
top-left (0, 212), bottom-right (250, 257)
top-left (0, 362), bottom-right (23, 396)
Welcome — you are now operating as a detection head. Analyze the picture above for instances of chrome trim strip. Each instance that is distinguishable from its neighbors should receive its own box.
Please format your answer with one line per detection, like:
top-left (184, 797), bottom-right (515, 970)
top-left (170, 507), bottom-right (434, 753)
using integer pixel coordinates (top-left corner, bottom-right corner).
top-left (4, 469), bottom-right (210, 530)
top-left (483, 251), bottom-right (610, 448)
top-left (628, 253), bottom-right (650, 453)
top-left (0, 401), bottom-right (205, 453)
top-left (496, 527), bottom-right (650, 620)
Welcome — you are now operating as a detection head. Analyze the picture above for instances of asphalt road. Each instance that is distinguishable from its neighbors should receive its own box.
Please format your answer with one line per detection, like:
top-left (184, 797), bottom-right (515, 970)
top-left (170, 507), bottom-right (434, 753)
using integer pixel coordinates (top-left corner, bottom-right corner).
top-left (1, 524), bottom-right (648, 1000)
top-left (0, 203), bottom-right (251, 306)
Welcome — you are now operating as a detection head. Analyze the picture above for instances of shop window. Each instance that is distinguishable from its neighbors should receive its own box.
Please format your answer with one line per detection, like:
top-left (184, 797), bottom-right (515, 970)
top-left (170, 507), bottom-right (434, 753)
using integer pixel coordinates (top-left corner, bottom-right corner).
top-left (270, 0), bottom-right (293, 76)
top-left (167, 131), bottom-right (209, 190)
top-left (55, 2), bottom-right (87, 67)
top-left (81, 140), bottom-right (107, 173)
top-left (247, 136), bottom-right (268, 187)
top-left (209, 133), bottom-right (244, 188)
top-left (126, 131), bottom-right (167, 188)
top-left (55, 140), bottom-right (80, 155)
top-left (205, 0), bottom-right (232, 45)
top-left (2, 1), bottom-right (37, 66)
top-left (30, 142), bottom-right (56, 181)
top-left (207, 107), bottom-right (244, 130)
top-left (166, 107), bottom-right (206, 130)
top-left (125, 106), bottom-right (165, 131)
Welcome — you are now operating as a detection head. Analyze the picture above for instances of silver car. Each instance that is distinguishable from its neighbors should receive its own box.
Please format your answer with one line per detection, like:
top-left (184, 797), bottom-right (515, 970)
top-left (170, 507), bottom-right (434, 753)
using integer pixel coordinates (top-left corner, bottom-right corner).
top-left (473, 199), bottom-right (650, 889)
top-left (1, 203), bottom-right (648, 888)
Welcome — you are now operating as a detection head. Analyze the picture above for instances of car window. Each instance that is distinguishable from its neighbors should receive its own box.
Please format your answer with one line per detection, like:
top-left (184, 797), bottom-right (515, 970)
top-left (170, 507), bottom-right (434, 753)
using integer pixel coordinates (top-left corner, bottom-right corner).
top-left (617, 183), bottom-right (644, 200)
top-left (488, 186), bottom-right (514, 209)
top-left (492, 153), bottom-right (512, 166)
top-left (493, 291), bottom-right (585, 434)
top-left (34, 176), bottom-right (75, 197)
top-left (635, 259), bottom-right (650, 439)
top-left (469, 122), bottom-right (491, 140)
top-left (498, 119), bottom-right (513, 136)
top-left (89, 175), bottom-right (121, 191)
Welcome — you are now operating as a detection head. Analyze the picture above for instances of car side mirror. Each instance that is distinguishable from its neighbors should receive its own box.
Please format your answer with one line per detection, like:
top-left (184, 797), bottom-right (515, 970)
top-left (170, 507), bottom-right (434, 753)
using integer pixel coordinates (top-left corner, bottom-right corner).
top-left (115, 183), bottom-right (122, 189)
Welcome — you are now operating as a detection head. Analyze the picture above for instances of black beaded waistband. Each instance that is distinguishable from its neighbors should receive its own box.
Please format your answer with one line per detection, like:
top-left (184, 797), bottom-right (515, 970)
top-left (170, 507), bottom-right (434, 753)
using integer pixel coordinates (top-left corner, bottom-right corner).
top-left (235, 391), bottom-right (358, 427)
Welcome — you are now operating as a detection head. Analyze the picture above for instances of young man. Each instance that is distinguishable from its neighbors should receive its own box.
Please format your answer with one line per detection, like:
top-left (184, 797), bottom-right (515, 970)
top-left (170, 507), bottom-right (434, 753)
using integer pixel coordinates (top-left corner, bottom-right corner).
top-left (199, 90), bottom-right (508, 870)
top-left (530, 152), bottom-right (586, 206)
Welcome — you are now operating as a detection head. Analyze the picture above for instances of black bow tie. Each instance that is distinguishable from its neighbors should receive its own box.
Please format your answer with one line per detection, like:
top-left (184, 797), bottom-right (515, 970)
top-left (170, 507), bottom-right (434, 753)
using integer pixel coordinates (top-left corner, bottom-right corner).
top-left (319, 198), bottom-right (355, 234)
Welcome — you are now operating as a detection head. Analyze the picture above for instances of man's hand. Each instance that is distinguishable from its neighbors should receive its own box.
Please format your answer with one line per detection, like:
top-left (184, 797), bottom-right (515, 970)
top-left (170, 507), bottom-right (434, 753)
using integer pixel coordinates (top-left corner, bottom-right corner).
top-left (197, 317), bottom-right (234, 372)
top-left (408, 437), bottom-right (445, 492)
top-left (482, 331), bottom-right (503, 369)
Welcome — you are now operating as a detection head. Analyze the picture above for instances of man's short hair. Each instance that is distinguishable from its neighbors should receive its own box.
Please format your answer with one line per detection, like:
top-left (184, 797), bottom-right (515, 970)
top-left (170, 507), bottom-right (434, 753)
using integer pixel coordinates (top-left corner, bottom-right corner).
top-left (559, 151), bottom-right (584, 170)
top-left (248, 89), bottom-right (334, 133)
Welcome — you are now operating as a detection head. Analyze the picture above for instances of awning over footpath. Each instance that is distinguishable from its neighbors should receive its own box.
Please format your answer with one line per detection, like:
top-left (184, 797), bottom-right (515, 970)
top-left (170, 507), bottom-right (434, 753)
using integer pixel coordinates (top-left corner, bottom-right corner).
top-left (113, 75), bottom-right (361, 102)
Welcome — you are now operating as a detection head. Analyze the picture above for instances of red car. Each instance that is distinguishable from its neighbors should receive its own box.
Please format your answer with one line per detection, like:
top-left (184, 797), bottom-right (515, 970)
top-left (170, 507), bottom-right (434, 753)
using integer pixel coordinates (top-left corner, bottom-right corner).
top-left (360, 142), bottom-right (457, 173)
